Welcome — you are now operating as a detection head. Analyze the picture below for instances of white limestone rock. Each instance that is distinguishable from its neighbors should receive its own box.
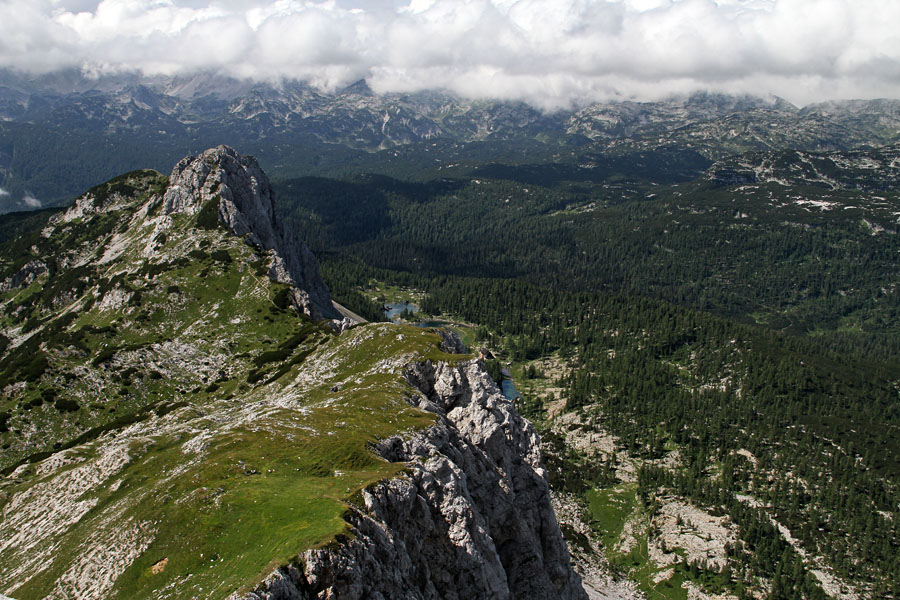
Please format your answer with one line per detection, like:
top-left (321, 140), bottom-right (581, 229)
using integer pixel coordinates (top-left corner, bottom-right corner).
top-left (243, 358), bottom-right (588, 600)
top-left (162, 145), bottom-right (337, 320)
top-left (0, 260), bottom-right (47, 292)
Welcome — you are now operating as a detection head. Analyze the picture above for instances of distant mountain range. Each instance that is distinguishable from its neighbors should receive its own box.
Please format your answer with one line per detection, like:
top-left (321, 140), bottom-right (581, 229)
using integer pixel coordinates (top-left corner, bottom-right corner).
top-left (1, 69), bottom-right (899, 212)
top-left (2, 71), bottom-right (899, 599)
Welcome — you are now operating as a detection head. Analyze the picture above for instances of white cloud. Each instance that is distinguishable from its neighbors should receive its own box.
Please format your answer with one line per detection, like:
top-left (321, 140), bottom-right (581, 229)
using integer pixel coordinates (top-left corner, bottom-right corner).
top-left (0, 187), bottom-right (9, 197)
top-left (22, 193), bottom-right (42, 208)
top-left (1, 0), bottom-right (899, 107)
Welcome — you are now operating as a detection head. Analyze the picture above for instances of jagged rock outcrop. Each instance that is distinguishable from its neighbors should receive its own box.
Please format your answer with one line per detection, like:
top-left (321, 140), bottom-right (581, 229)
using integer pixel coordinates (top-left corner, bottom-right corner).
top-left (162, 145), bottom-right (337, 320)
top-left (0, 260), bottom-right (46, 292)
top-left (244, 356), bottom-right (587, 600)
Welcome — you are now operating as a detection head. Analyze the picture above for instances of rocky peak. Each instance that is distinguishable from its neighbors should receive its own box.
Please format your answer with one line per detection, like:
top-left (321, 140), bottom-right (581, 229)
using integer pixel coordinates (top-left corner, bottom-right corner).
top-left (339, 79), bottom-right (375, 97)
top-left (162, 145), bottom-right (337, 320)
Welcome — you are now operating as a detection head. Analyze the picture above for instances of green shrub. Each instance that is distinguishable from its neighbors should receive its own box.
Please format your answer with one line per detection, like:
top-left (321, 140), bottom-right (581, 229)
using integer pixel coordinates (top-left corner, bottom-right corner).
top-left (54, 397), bottom-right (80, 412)
top-left (92, 347), bottom-right (117, 366)
top-left (196, 199), bottom-right (221, 230)
top-left (252, 348), bottom-right (292, 368)
top-left (211, 249), bottom-right (232, 264)
top-left (22, 316), bottom-right (44, 333)
top-left (141, 261), bottom-right (171, 279)
top-left (272, 287), bottom-right (293, 310)
top-left (21, 353), bottom-right (49, 382)
top-left (253, 259), bottom-right (269, 277)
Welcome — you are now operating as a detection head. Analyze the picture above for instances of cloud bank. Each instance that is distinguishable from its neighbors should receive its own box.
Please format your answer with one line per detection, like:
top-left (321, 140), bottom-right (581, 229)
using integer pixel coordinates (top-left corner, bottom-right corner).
top-left (1, 0), bottom-right (899, 107)
top-left (22, 193), bottom-right (42, 208)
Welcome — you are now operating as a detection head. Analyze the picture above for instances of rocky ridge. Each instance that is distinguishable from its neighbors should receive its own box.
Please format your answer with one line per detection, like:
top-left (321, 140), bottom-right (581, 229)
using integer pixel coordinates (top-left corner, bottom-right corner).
top-left (0, 149), bottom-right (584, 599)
top-left (706, 145), bottom-right (900, 190)
top-left (245, 355), bottom-right (587, 600)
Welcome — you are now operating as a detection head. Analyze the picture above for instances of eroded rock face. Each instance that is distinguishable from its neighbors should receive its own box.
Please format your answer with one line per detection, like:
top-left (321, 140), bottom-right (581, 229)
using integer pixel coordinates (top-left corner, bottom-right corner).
top-left (243, 358), bottom-right (587, 600)
top-left (0, 260), bottom-right (46, 292)
top-left (162, 145), bottom-right (336, 320)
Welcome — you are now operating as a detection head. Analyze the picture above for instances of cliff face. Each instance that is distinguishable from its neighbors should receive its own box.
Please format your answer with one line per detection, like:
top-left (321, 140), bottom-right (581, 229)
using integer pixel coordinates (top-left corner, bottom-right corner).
top-left (162, 145), bottom-right (337, 320)
top-left (245, 353), bottom-right (587, 600)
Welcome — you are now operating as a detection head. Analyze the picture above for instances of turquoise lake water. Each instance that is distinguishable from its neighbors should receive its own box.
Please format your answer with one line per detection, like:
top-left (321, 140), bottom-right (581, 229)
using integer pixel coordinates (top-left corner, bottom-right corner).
top-left (384, 302), bottom-right (419, 320)
top-left (501, 379), bottom-right (522, 401)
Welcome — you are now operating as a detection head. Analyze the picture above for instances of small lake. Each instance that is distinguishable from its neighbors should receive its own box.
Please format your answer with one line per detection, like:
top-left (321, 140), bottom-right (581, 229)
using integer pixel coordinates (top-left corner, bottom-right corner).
top-left (384, 302), bottom-right (419, 321)
top-left (414, 320), bottom-right (449, 328)
top-left (501, 379), bottom-right (522, 401)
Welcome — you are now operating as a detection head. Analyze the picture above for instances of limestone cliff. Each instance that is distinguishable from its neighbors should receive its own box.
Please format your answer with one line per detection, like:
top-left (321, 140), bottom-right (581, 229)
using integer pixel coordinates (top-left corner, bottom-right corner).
top-left (244, 352), bottom-right (587, 600)
top-left (161, 145), bottom-right (337, 320)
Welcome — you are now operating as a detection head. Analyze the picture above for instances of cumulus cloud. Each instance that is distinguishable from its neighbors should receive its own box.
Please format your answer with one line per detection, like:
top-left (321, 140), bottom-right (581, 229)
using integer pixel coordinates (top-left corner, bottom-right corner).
top-left (22, 193), bottom-right (42, 208)
top-left (0, 187), bottom-right (9, 197)
top-left (1, 0), bottom-right (899, 107)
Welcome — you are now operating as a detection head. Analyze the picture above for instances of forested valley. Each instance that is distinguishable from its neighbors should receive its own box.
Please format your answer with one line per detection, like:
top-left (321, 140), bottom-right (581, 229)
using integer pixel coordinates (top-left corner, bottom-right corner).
top-left (276, 143), bottom-right (900, 599)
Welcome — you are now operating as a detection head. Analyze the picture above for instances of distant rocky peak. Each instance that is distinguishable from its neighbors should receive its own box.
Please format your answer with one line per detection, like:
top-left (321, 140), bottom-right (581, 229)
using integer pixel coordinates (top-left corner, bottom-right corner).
top-left (163, 145), bottom-right (277, 244)
top-left (163, 145), bottom-right (338, 321)
top-left (340, 78), bottom-right (375, 97)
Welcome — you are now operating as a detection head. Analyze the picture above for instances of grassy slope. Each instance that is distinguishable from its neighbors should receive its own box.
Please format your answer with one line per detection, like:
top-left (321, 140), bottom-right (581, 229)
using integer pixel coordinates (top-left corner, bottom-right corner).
top-left (0, 173), bottom-right (466, 599)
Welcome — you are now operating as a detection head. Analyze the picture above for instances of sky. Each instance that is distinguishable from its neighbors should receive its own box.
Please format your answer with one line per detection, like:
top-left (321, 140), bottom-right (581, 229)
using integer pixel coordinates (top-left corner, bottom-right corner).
top-left (1, 0), bottom-right (899, 108)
